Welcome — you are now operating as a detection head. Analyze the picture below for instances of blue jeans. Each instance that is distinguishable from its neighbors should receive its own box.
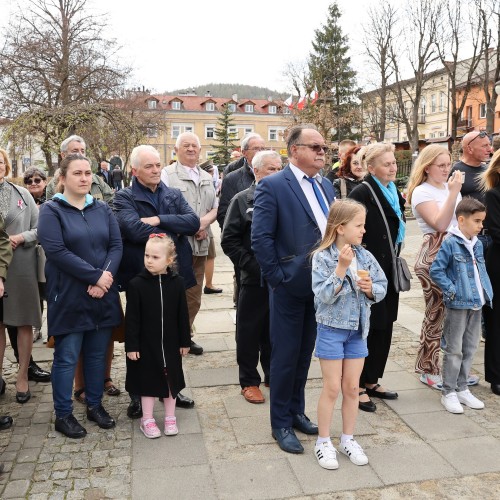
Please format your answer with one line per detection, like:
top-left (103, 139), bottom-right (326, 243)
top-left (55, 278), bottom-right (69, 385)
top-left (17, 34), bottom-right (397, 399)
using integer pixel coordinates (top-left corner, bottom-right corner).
top-left (441, 308), bottom-right (481, 395)
top-left (52, 328), bottom-right (112, 418)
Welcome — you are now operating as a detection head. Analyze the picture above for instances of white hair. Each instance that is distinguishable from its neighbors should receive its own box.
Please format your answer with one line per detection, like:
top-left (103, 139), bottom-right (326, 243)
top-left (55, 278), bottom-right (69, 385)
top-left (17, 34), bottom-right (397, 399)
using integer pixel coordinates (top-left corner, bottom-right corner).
top-left (175, 132), bottom-right (201, 149)
top-left (130, 145), bottom-right (160, 168)
top-left (252, 150), bottom-right (281, 170)
top-left (241, 133), bottom-right (263, 150)
top-left (61, 135), bottom-right (85, 153)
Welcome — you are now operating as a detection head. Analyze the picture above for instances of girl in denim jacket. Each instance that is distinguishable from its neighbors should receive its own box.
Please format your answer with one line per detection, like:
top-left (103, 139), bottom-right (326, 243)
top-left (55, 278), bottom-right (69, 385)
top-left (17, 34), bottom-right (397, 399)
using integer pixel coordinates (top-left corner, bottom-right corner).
top-left (311, 200), bottom-right (387, 470)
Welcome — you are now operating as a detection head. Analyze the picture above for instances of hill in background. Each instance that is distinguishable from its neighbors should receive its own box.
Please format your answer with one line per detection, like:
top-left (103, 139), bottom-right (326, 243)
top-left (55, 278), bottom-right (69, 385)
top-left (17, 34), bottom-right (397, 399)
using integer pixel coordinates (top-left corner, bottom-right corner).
top-left (167, 83), bottom-right (288, 100)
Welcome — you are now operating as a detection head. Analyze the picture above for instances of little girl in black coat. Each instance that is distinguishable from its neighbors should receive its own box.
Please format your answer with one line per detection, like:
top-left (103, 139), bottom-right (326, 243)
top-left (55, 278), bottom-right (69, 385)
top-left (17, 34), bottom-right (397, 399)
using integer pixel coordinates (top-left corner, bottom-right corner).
top-left (125, 234), bottom-right (191, 439)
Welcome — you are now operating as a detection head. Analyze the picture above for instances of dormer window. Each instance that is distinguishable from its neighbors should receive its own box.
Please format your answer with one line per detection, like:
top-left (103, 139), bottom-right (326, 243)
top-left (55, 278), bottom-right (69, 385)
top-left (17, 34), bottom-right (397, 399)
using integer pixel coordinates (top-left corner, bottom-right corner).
top-left (245, 104), bottom-right (254, 113)
top-left (206, 102), bottom-right (215, 112)
top-left (147, 100), bottom-right (157, 110)
top-left (228, 103), bottom-right (236, 112)
top-left (172, 101), bottom-right (181, 110)
top-left (268, 105), bottom-right (277, 114)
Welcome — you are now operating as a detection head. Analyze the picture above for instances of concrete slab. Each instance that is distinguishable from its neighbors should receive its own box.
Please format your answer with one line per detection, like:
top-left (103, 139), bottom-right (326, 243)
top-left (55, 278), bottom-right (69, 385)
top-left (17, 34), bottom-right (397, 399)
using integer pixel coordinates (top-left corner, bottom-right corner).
top-left (193, 337), bottom-right (229, 353)
top-left (379, 371), bottom-right (423, 391)
top-left (383, 359), bottom-right (405, 372)
top-left (287, 452), bottom-right (383, 494)
top-left (194, 311), bottom-right (235, 334)
top-left (224, 394), bottom-right (270, 419)
top-left (368, 443), bottom-right (458, 485)
top-left (395, 302), bottom-right (424, 336)
top-left (383, 388), bottom-right (442, 415)
top-left (401, 410), bottom-right (488, 442)
top-left (132, 464), bottom-right (217, 500)
top-left (132, 432), bottom-right (207, 469)
top-left (430, 435), bottom-right (500, 474)
top-left (188, 366), bottom-right (239, 388)
top-left (151, 407), bottom-right (202, 435)
top-left (307, 359), bottom-right (322, 380)
top-left (211, 458), bottom-right (302, 500)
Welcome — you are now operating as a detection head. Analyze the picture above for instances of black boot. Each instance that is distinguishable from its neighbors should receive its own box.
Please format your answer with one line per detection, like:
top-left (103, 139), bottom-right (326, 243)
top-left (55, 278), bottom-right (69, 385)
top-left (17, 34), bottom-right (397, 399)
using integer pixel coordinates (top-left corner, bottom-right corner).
top-left (127, 397), bottom-right (142, 419)
top-left (87, 405), bottom-right (115, 429)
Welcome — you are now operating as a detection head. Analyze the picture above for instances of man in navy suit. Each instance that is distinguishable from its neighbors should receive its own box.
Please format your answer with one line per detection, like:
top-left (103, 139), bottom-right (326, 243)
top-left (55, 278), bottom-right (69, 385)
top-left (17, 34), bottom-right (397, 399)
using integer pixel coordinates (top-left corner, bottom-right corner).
top-left (252, 124), bottom-right (335, 454)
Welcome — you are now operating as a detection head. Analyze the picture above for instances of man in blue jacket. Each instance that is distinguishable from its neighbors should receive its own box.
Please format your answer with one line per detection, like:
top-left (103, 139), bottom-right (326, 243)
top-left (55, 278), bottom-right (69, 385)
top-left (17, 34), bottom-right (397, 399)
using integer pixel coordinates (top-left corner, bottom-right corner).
top-left (113, 145), bottom-right (200, 417)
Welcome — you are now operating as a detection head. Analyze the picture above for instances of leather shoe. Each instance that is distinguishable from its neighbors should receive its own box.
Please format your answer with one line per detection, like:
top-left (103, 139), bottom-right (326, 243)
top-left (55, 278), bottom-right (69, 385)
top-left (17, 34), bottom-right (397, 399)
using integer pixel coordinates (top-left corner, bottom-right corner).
top-left (241, 386), bottom-right (265, 404)
top-left (292, 413), bottom-right (318, 435)
top-left (127, 398), bottom-right (143, 419)
top-left (87, 404), bottom-right (115, 429)
top-left (203, 286), bottom-right (223, 294)
top-left (0, 415), bottom-right (13, 431)
top-left (272, 427), bottom-right (304, 454)
top-left (491, 384), bottom-right (500, 396)
top-left (365, 384), bottom-right (398, 400)
top-left (176, 392), bottom-right (195, 408)
top-left (28, 361), bottom-right (51, 382)
top-left (55, 414), bottom-right (87, 439)
top-left (189, 340), bottom-right (204, 355)
top-left (16, 390), bottom-right (31, 404)
top-left (359, 390), bottom-right (377, 412)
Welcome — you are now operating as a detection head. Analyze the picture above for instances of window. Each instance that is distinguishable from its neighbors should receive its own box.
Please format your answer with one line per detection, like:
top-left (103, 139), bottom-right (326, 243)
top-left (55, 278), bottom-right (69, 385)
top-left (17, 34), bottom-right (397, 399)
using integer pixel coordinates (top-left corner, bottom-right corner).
top-left (480, 103), bottom-right (487, 119)
top-left (439, 131), bottom-right (445, 137)
top-left (171, 101), bottom-right (181, 110)
top-left (171, 123), bottom-right (194, 138)
top-left (205, 125), bottom-right (215, 139)
top-left (228, 127), bottom-right (238, 139)
top-left (147, 100), bottom-right (157, 110)
top-left (244, 104), bottom-right (254, 113)
top-left (146, 125), bottom-right (158, 138)
top-left (244, 127), bottom-right (253, 135)
top-left (431, 94), bottom-right (436, 113)
top-left (269, 128), bottom-right (278, 141)
top-left (430, 133), bottom-right (436, 138)
top-left (268, 105), bottom-right (277, 114)
top-left (206, 102), bottom-right (215, 112)
top-left (206, 151), bottom-right (216, 159)
top-left (439, 92), bottom-right (445, 112)
top-left (227, 103), bottom-right (236, 112)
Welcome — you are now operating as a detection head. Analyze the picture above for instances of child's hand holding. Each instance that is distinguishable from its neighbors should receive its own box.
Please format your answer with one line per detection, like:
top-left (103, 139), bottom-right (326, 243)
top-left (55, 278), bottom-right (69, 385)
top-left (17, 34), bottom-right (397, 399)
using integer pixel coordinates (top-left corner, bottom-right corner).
top-left (180, 347), bottom-right (189, 357)
top-left (357, 274), bottom-right (374, 299)
top-left (127, 351), bottom-right (140, 361)
top-left (337, 244), bottom-right (354, 269)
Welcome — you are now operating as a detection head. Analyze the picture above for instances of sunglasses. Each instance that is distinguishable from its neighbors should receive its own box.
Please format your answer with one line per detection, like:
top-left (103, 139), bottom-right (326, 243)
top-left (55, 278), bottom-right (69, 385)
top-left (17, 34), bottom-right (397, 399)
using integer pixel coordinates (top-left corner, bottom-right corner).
top-left (24, 178), bottom-right (43, 185)
top-left (149, 233), bottom-right (167, 239)
top-left (468, 131), bottom-right (487, 145)
top-left (295, 144), bottom-right (330, 154)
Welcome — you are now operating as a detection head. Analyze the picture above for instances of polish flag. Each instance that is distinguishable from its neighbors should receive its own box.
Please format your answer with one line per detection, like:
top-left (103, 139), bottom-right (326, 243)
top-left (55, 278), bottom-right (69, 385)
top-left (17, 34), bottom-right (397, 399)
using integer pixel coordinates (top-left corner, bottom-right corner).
top-left (309, 90), bottom-right (318, 105)
top-left (297, 95), bottom-right (307, 110)
top-left (284, 95), bottom-right (293, 109)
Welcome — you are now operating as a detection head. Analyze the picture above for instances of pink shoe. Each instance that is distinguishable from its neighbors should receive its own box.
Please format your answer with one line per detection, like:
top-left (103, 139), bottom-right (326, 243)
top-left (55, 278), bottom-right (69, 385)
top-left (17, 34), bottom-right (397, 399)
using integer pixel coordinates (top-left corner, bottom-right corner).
top-left (140, 418), bottom-right (161, 439)
top-left (164, 417), bottom-right (178, 436)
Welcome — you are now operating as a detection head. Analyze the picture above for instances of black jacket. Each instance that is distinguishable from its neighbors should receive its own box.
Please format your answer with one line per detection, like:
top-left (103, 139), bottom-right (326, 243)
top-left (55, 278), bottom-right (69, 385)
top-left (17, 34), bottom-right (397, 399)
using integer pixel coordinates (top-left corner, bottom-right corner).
top-left (222, 156), bottom-right (245, 177)
top-left (217, 161), bottom-right (254, 228)
top-left (96, 169), bottom-right (114, 189)
top-left (125, 269), bottom-right (191, 398)
top-left (348, 174), bottom-right (406, 329)
top-left (221, 184), bottom-right (261, 285)
top-left (333, 177), bottom-right (362, 199)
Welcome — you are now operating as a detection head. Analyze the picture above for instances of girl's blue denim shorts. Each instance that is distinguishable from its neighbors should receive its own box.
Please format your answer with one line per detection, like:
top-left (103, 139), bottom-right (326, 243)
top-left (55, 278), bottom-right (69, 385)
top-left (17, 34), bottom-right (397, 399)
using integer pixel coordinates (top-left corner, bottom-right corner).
top-left (315, 323), bottom-right (368, 360)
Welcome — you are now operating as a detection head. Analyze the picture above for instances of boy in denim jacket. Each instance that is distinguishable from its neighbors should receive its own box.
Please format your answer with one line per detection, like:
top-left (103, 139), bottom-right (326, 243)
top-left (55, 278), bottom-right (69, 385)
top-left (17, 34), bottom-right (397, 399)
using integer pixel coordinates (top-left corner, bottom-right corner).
top-left (430, 198), bottom-right (493, 414)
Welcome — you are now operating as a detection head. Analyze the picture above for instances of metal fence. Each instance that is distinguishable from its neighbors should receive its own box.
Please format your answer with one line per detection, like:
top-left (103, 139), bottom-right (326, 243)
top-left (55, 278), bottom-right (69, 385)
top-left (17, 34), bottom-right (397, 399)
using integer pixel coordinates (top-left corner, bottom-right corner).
top-left (397, 159), bottom-right (412, 178)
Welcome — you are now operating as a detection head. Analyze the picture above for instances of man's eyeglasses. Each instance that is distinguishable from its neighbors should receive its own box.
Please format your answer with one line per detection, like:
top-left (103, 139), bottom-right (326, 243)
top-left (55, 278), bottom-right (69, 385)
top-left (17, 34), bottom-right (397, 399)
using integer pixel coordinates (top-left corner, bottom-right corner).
top-left (468, 131), bottom-right (488, 146)
top-left (296, 144), bottom-right (330, 154)
top-left (25, 178), bottom-right (43, 185)
top-left (149, 233), bottom-right (167, 239)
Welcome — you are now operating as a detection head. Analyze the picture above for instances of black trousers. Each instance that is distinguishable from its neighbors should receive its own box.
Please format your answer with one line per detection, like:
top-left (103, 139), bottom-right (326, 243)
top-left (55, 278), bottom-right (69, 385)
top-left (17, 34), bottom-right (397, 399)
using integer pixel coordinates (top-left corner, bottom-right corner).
top-left (236, 284), bottom-right (271, 388)
top-left (360, 324), bottom-right (394, 387)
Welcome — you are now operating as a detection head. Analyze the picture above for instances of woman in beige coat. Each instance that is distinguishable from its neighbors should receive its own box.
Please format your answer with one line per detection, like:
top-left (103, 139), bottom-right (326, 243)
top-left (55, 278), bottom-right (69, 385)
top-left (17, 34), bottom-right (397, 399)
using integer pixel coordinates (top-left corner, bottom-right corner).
top-left (0, 149), bottom-right (41, 403)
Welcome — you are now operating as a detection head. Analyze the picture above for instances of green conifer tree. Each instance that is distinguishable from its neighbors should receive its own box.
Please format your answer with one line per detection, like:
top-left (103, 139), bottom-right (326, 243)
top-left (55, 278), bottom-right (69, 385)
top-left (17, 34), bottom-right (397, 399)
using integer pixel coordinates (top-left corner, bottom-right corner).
top-left (212, 104), bottom-right (238, 165)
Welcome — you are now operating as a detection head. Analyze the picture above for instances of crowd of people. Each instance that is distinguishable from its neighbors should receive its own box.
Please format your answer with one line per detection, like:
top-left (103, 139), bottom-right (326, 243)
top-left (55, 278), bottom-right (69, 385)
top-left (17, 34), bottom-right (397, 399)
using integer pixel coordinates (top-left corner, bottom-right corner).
top-left (0, 126), bottom-right (498, 473)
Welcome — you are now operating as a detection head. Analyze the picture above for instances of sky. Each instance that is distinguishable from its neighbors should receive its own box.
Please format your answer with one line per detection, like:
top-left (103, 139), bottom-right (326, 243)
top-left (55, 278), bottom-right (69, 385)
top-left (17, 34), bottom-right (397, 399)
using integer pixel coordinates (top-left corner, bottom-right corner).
top-left (95, 0), bottom-right (373, 95)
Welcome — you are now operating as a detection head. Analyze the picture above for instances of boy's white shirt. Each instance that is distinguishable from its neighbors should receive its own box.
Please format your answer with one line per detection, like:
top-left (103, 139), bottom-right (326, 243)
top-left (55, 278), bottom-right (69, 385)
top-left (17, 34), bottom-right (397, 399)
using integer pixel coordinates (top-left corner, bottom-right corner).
top-left (448, 225), bottom-right (485, 306)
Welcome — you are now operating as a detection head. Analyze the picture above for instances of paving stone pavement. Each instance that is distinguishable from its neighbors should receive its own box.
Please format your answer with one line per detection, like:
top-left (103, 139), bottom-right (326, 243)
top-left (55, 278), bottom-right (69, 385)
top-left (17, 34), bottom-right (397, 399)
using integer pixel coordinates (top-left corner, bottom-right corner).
top-left (1, 220), bottom-right (500, 499)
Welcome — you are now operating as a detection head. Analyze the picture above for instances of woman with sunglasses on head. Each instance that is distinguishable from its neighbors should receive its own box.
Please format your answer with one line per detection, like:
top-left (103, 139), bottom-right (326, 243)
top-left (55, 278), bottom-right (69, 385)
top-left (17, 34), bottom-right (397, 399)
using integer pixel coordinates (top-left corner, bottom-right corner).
top-left (348, 143), bottom-right (406, 412)
top-left (38, 154), bottom-right (122, 438)
top-left (0, 149), bottom-right (41, 404)
top-left (332, 146), bottom-right (366, 199)
top-left (407, 145), bottom-right (462, 390)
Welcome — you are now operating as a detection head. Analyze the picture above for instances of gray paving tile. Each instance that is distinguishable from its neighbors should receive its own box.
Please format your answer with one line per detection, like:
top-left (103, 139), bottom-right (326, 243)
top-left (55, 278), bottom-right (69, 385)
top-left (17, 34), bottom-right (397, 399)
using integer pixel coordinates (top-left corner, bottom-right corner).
top-left (287, 452), bottom-right (383, 494)
top-left (132, 465), bottom-right (217, 500)
top-left (401, 410), bottom-right (488, 442)
top-left (368, 443), bottom-right (458, 485)
top-left (2, 479), bottom-right (31, 498)
top-left (211, 458), bottom-right (302, 500)
top-left (194, 337), bottom-right (229, 352)
top-left (132, 432), bottom-right (207, 469)
top-left (430, 435), bottom-right (500, 474)
top-left (384, 388), bottom-right (442, 415)
top-left (223, 393), bottom-right (270, 418)
top-left (188, 366), bottom-right (239, 387)
top-left (395, 303), bottom-right (424, 336)
top-left (151, 406), bottom-right (201, 434)
top-left (379, 371), bottom-right (424, 391)
top-left (194, 311), bottom-right (235, 334)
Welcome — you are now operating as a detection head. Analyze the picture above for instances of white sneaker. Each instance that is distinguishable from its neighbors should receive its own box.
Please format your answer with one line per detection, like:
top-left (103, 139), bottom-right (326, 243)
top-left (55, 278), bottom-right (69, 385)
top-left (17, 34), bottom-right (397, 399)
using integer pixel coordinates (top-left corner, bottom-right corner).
top-left (467, 374), bottom-right (480, 386)
top-left (420, 373), bottom-right (443, 390)
top-left (314, 441), bottom-right (339, 470)
top-left (441, 392), bottom-right (464, 414)
top-left (457, 389), bottom-right (484, 409)
top-left (339, 438), bottom-right (369, 466)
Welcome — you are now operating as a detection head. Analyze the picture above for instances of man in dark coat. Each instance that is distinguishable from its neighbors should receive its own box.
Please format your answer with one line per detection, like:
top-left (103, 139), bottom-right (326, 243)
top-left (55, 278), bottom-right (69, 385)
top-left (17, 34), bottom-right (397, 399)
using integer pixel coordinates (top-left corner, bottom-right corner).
top-left (113, 144), bottom-right (200, 417)
top-left (252, 125), bottom-right (335, 454)
top-left (96, 160), bottom-right (114, 189)
top-left (221, 150), bottom-right (281, 404)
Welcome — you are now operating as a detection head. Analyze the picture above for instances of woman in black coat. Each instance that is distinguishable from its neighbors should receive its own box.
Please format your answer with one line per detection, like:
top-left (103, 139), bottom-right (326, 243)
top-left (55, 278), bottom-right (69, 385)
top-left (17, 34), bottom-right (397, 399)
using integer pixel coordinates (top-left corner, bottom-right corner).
top-left (125, 235), bottom-right (191, 437)
top-left (349, 143), bottom-right (406, 412)
top-left (332, 145), bottom-right (366, 199)
top-left (482, 151), bottom-right (500, 396)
